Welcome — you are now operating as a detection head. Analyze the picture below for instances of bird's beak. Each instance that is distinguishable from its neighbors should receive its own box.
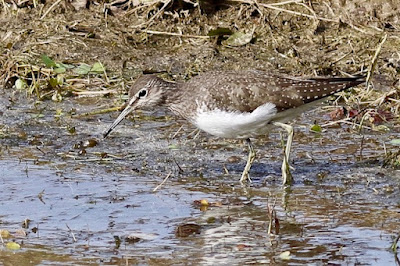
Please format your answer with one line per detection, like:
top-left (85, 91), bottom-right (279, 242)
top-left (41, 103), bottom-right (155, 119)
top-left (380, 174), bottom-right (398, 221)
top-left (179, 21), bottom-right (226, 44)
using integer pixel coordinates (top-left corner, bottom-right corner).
top-left (103, 96), bottom-right (138, 138)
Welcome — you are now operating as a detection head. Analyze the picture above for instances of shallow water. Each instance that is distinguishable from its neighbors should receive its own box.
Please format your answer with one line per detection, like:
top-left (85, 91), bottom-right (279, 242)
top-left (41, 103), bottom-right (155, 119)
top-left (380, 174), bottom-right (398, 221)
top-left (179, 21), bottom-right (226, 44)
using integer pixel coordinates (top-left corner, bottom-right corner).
top-left (0, 93), bottom-right (399, 265)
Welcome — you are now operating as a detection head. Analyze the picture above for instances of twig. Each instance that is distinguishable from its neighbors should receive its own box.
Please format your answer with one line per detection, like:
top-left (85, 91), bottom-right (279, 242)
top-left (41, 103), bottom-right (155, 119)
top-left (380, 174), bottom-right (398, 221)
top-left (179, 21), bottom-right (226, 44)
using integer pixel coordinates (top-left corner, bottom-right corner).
top-left (232, 0), bottom-right (383, 34)
top-left (390, 233), bottom-right (399, 253)
top-left (59, 154), bottom-right (116, 161)
top-left (72, 90), bottom-right (118, 96)
top-left (382, 140), bottom-right (387, 156)
top-left (66, 224), bottom-right (77, 242)
top-left (170, 124), bottom-right (184, 139)
top-left (186, 128), bottom-right (200, 138)
top-left (359, 134), bottom-right (364, 161)
top-left (331, 51), bottom-right (353, 65)
top-left (262, 3), bottom-right (336, 22)
top-left (173, 157), bottom-right (184, 174)
top-left (102, 63), bottom-right (110, 84)
top-left (366, 33), bottom-right (388, 87)
top-left (1, 0), bottom-right (10, 14)
top-left (298, 2), bottom-right (317, 19)
top-left (153, 172), bottom-right (172, 192)
top-left (40, 0), bottom-right (63, 20)
top-left (320, 118), bottom-right (373, 131)
top-left (367, 89), bottom-right (397, 106)
top-left (125, 0), bottom-right (160, 16)
top-left (322, 1), bottom-right (335, 16)
top-left (268, 0), bottom-right (303, 6)
top-left (131, 0), bottom-right (171, 28)
top-left (141, 29), bottom-right (210, 39)
top-left (230, 0), bottom-right (337, 22)
top-left (72, 106), bottom-right (121, 118)
top-left (267, 198), bottom-right (277, 235)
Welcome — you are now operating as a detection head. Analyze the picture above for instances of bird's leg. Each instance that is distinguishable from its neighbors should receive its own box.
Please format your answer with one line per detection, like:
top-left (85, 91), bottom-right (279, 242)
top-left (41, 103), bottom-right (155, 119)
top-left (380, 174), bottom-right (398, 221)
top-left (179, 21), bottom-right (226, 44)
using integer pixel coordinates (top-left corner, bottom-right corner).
top-left (273, 122), bottom-right (294, 185)
top-left (240, 138), bottom-right (255, 183)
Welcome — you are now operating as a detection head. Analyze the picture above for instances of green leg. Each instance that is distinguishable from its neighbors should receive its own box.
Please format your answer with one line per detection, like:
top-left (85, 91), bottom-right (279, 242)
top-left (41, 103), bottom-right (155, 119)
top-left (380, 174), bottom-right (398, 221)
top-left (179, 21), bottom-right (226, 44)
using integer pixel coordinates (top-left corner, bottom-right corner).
top-left (273, 122), bottom-right (294, 185)
top-left (240, 138), bottom-right (255, 183)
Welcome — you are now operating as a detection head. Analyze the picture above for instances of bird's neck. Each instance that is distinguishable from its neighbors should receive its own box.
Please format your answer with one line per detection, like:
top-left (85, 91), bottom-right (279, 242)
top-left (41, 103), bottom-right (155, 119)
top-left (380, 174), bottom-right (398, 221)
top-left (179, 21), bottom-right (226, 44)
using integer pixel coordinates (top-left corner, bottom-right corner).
top-left (162, 80), bottom-right (183, 106)
top-left (159, 80), bottom-right (191, 119)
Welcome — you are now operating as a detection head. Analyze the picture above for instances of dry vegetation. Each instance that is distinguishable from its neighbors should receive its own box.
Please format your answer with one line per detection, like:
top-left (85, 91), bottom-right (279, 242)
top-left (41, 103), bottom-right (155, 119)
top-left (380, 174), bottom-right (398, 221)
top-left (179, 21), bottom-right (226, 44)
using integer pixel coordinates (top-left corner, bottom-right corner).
top-left (0, 0), bottom-right (400, 163)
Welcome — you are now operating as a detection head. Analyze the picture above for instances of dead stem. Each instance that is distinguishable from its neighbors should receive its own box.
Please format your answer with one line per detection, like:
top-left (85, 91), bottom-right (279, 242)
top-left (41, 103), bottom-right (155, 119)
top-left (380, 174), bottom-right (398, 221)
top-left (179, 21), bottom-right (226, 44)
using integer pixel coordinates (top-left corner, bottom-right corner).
top-left (366, 34), bottom-right (388, 87)
top-left (40, 0), bottom-right (62, 20)
top-left (130, 0), bottom-right (172, 29)
top-left (230, 0), bottom-right (337, 22)
top-left (72, 106), bottom-right (122, 118)
top-left (142, 29), bottom-right (210, 39)
top-left (153, 172), bottom-right (172, 192)
top-left (65, 224), bottom-right (77, 242)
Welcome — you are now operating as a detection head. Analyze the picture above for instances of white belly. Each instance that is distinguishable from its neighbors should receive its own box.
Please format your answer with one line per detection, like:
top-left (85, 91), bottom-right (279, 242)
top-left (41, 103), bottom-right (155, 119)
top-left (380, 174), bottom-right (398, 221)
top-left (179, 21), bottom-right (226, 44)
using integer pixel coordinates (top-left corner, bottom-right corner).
top-left (194, 102), bottom-right (277, 139)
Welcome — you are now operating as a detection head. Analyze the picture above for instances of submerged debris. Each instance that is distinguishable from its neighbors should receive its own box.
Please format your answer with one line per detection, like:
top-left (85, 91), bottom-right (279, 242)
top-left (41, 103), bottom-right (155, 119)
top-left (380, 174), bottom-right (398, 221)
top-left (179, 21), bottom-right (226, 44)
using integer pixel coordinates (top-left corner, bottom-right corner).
top-left (175, 223), bottom-right (201, 237)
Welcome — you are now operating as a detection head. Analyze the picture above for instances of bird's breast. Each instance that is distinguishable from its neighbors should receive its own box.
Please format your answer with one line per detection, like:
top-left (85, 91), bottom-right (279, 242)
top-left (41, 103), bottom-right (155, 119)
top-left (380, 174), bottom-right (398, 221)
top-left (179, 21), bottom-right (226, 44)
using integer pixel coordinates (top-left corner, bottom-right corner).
top-left (193, 102), bottom-right (278, 139)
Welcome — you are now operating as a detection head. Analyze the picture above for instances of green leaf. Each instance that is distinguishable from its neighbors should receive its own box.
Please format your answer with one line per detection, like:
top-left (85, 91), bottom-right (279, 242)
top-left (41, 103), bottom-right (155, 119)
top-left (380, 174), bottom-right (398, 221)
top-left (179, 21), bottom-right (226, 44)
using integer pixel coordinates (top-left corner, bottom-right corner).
top-left (67, 126), bottom-right (76, 134)
top-left (74, 63), bottom-right (91, 75)
top-left (56, 74), bottom-right (64, 85)
top-left (389, 139), bottom-right (400, 145)
top-left (41, 54), bottom-right (56, 68)
top-left (90, 62), bottom-right (105, 73)
top-left (15, 78), bottom-right (27, 90)
top-left (208, 27), bottom-right (233, 37)
top-left (278, 251), bottom-right (291, 260)
top-left (56, 62), bottom-right (74, 69)
top-left (52, 91), bottom-right (62, 102)
top-left (0, 229), bottom-right (11, 238)
top-left (49, 78), bottom-right (58, 88)
top-left (222, 31), bottom-right (253, 47)
top-left (55, 109), bottom-right (63, 117)
top-left (310, 124), bottom-right (322, 133)
top-left (6, 242), bottom-right (21, 250)
top-left (54, 67), bottom-right (66, 74)
top-left (374, 124), bottom-right (390, 132)
top-left (168, 144), bottom-right (180, 150)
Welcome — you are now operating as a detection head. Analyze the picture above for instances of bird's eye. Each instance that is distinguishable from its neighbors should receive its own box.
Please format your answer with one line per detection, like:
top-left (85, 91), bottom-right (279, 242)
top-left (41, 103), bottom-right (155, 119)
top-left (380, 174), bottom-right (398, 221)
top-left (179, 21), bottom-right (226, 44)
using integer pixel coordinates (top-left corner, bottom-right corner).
top-left (138, 89), bottom-right (147, 98)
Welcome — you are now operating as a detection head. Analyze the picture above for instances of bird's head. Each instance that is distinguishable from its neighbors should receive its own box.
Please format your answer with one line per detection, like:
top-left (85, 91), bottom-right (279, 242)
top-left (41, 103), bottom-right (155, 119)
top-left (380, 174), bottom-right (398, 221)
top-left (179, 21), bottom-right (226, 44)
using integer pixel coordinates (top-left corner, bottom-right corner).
top-left (103, 75), bottom-right (169, 138)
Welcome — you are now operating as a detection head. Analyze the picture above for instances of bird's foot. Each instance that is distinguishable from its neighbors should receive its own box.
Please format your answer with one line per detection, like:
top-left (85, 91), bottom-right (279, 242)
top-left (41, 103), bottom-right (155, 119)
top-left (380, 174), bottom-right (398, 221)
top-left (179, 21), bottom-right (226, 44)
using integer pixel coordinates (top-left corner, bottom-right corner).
top-left (240, 171), bottom-right (252, 183)
top-left (282, 159), bottom-right (293, 185)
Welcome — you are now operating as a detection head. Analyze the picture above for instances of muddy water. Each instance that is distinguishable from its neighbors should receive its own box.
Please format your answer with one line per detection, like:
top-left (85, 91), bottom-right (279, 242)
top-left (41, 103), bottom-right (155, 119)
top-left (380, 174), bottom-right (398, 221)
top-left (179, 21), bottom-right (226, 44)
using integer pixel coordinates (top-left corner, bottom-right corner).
top-left (0, 91), bottom-right (399, 265)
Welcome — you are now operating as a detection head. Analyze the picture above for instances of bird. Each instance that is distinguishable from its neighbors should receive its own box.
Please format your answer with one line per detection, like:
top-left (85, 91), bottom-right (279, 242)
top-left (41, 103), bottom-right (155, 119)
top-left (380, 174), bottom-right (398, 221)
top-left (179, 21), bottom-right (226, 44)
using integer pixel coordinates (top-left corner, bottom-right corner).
top-left (103, 70), bottom-right (365, 184)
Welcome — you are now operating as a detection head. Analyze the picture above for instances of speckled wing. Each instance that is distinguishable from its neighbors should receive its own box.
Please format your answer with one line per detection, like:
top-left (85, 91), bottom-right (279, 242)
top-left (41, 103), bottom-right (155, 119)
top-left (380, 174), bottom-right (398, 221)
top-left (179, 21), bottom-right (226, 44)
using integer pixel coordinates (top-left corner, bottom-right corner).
top-left (259, 74), bottom-right (365, 111)
top-left (192, 70), bottom-right (364, 113)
